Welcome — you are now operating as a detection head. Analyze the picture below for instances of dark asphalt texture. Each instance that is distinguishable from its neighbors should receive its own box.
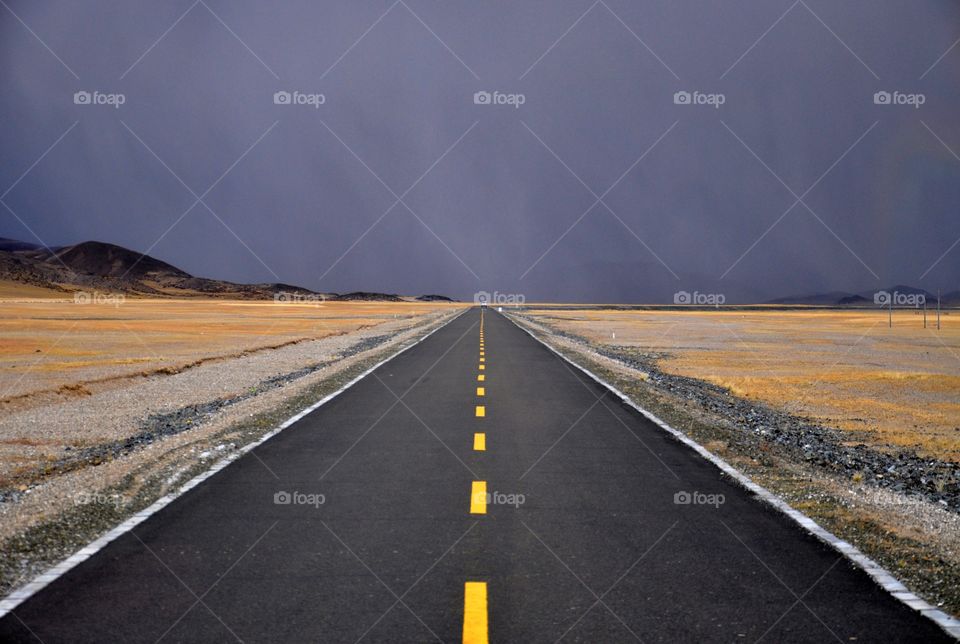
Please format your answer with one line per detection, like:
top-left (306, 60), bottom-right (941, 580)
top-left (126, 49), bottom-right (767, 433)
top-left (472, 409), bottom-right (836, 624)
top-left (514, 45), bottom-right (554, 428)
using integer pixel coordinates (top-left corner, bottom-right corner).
top-left (0, 307), bottom-right (950, 643)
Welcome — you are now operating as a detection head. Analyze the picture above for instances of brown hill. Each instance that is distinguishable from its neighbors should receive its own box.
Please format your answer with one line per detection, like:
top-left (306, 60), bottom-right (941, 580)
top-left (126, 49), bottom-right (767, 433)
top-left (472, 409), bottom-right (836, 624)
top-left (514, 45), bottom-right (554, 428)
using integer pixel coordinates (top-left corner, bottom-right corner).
top-left (0, 237), bottom-right (452, 302)
top-left (43, 241), bottom-right (190, 280)
top-left (0, 238), bottom-right (324, 300)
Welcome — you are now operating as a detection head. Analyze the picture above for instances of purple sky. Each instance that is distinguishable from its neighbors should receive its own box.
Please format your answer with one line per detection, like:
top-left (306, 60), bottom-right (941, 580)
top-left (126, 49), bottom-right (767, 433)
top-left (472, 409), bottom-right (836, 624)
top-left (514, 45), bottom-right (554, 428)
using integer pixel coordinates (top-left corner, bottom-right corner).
top-left (1, 0), bottom-right (959, 302)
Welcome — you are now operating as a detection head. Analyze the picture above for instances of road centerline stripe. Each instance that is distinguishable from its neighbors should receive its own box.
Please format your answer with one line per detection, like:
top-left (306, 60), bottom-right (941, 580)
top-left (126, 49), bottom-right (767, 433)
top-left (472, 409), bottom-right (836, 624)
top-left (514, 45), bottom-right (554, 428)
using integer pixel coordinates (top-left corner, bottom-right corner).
top-left (470, 481), bottom-right (487, 514)
top-left (463, 581), bottom-right (488, 644)
top-left (477, 386), bottom-right (485, 396)
top-left (473, 433), bottom-right (486, 451)
top-left (475, 405), bottom-right (485, 417)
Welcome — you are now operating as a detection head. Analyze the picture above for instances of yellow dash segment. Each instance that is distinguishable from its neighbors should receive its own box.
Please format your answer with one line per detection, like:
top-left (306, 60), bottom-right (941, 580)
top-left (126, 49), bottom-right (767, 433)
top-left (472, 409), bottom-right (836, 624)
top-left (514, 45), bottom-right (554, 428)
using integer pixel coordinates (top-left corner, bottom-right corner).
top-left (477, 374), bottom-right (485, 382)
top-left (470, 481), bottom-right (487, 514)
top-left (473, 433), bottom-right (486, 451)
top-left (479, 357), bottom-right (485, 363)
top-left (477, 387), bottom-right (485, 396)
top-left (479, 364), bottom-right (485, 370)
top-left (463, 581), bottom-right (488, 644)
top-left (475, 405), bottom-right (485, 417)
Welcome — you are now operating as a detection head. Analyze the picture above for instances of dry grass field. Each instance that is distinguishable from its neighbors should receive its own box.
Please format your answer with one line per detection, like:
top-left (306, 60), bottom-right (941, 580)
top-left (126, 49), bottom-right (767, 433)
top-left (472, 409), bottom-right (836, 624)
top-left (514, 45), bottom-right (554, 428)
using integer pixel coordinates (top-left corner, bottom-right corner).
top-left (0, 296), bottom-right (462, 403)
top-left (524, 307), bottom-right (960, 461)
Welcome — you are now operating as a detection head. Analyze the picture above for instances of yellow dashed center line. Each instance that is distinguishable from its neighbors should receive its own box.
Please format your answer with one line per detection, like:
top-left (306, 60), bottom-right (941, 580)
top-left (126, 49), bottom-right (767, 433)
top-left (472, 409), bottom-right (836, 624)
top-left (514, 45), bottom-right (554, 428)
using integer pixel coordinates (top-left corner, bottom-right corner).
top-left (470, 481), bottom-right (487, 514)
top-left (465, 312), bottom-right (490, 639)
top-left (463, 581), bottom-right (488, 644)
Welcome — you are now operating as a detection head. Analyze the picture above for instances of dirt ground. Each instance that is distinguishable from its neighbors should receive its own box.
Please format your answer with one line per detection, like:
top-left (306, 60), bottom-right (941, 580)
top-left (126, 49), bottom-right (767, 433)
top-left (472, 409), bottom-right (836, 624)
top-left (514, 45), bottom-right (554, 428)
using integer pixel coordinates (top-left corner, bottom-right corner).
top-left (524, 307), bottom-right (960, 461)
top-left (0, 297), bottom-right (460, 403)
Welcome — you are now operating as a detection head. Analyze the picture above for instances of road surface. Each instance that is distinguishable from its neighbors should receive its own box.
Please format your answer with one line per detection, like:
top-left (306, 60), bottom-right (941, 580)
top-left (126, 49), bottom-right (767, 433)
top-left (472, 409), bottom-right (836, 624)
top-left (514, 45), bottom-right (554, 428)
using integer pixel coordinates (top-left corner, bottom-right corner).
top-left (0, 308), bottom-right (950, 642)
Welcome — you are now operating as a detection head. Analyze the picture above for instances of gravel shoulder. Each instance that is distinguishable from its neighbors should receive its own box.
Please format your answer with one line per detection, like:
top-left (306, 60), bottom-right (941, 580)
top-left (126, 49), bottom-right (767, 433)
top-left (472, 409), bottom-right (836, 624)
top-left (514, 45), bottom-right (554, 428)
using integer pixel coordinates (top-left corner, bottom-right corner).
top-left (507, 310), bottom-right (960, 618)
top-left (0, 308), bottom-right (461, 599)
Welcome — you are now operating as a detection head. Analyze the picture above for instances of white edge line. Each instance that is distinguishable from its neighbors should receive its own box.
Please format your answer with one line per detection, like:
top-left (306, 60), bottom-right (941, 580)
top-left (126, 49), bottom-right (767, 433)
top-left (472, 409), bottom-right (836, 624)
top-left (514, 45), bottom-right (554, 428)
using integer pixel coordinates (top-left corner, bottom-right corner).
top-left (501, 311), bottom-right (960, 640)
top-left (0, 307), bottom-right (469, 618)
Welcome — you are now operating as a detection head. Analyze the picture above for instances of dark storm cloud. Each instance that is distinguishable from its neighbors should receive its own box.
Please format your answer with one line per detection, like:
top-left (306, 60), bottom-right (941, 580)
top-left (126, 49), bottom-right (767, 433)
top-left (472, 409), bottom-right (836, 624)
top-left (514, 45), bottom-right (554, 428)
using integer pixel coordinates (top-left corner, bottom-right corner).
top-left (1, 0), bottom-right (958, 302)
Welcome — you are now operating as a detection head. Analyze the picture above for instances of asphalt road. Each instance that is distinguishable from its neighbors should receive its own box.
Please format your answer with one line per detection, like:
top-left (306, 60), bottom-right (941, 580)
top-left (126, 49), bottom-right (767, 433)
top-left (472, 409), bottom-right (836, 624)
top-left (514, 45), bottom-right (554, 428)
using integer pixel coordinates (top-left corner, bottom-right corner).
top-left (0, 307), bottom-right (950, 643)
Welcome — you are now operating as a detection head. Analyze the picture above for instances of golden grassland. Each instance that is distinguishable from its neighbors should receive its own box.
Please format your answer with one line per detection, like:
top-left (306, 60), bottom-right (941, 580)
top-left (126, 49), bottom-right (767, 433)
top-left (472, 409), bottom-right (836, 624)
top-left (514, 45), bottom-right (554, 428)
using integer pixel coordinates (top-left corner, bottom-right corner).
top-left (0, 280), bottom-right (66, 299)
top-left (0, 295), bottom-right (463, 399)
top-left (526, 307), bottom-right (960, 460)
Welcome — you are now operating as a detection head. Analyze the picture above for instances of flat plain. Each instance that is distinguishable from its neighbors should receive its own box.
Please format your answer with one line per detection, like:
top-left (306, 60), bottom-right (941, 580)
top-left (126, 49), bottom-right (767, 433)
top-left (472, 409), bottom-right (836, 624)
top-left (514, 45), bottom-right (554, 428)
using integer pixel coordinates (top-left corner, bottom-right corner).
top-left (0, 297), bottom-right (459, 403)
top-left (522, 307), bottom-right (960, 461)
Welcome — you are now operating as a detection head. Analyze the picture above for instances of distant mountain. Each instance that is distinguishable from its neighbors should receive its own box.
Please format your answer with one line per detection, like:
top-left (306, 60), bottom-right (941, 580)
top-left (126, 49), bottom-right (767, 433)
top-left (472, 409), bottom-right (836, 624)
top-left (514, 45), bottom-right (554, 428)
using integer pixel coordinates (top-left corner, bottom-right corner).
top-left (0, 238), bottom-right (311, 300)
top-left (39, 240), bottom-right (190, 280)
top-left (837, 294), bottom-right (870, 305)
top-left (417, 294), bottom-right (457, 302)
top-left (0, 237), bottom-right (457, 302)
top-left (336, 292), bottom-right (404, 302)
top-left (768, 285), bottom-right (947, 307)
top-left (0, 237), bottom-right (47, 252)
top-left (767, 291), bottom-right (859, 306)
